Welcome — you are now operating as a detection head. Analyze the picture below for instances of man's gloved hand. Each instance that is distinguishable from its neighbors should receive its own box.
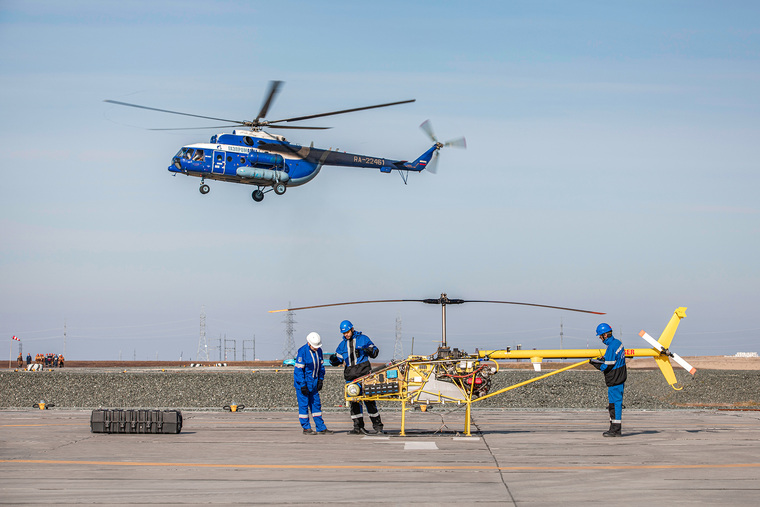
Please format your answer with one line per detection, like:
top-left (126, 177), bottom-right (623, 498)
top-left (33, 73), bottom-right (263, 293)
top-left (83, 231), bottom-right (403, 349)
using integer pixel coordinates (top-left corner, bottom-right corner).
top-left (329, 355), bottom-right (341, 367)
top-left (316, 380), bottom-right (323, 392)
top-left (589, 358), bottom-right (603, 370)
top-left (300, 386), bottom-right (310, 396)
top-left (355, 347), bottom-right (365, 357)
top-left (368, 346), bottom-right (379, 359)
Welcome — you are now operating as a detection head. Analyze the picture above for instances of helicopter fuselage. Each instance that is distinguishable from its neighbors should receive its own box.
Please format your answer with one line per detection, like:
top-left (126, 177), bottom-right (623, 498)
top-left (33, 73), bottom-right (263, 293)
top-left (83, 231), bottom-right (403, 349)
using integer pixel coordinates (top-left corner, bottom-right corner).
top-left (169, 129), bottom-right (438, 201)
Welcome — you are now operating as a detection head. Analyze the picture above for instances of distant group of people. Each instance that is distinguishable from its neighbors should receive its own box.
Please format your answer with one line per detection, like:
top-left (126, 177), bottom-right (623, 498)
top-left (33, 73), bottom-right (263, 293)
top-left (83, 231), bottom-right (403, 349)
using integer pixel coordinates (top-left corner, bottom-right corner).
top-left (18, 353), bottom-right (64, 368)
top-left (295, 320), bottom-right (626, 438)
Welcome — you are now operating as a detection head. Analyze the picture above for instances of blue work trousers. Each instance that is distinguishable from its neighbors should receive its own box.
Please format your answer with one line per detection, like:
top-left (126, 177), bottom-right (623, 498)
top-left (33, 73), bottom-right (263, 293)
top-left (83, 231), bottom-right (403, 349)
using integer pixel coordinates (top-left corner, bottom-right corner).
top-left (296, 389), bottom-right (326, 432)
top-left (608, 383), bottom-right (624, 423)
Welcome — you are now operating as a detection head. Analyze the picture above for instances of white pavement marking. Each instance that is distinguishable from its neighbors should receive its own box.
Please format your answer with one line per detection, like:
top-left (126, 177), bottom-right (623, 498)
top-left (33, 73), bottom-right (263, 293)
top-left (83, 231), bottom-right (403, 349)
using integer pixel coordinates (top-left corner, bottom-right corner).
top-left (453, 437), bottom-right (481, 441)
top-left (362, 436), bottom-right (390, 440)
top-left (404, 441), bottom-right (438, 450)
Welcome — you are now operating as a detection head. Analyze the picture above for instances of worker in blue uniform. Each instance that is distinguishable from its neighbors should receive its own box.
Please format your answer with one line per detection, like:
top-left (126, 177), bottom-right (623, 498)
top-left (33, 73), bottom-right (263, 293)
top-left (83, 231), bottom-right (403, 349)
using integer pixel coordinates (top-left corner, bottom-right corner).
top-left (590, 323), bottom-right (627, 437)
top-left (294, 332), bottom-right (333, 435)
top-left (329, 320), bottom-right (383, 434)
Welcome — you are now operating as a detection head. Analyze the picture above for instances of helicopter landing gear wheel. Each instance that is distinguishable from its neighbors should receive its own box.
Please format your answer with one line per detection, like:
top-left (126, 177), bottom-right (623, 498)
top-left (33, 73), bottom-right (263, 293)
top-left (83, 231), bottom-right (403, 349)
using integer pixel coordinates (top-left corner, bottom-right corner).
top-left (252, 189), bottom-right (265, 202)
top-left (273, 183), bottom-right (286, 195)
top-left (199, 184), bottom-right (210, 195)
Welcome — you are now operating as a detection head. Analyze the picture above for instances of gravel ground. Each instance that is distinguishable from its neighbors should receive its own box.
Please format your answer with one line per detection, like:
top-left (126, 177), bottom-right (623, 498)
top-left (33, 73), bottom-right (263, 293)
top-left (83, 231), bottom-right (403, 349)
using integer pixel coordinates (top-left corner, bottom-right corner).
top-left (2, 367), bottom-right (758, 411)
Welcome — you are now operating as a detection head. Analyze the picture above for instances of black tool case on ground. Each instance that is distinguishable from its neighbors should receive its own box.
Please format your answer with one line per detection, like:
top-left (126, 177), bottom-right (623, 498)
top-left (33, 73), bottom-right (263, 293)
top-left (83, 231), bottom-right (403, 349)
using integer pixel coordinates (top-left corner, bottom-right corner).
top-left (90, 409), bottom-right (182, 434)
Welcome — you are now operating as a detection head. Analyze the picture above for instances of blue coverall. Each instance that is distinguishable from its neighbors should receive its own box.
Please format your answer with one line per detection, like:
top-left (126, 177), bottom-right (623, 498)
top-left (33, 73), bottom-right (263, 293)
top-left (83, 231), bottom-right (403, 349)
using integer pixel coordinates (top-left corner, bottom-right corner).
top-left (334, 331), bottom-right (382, 430)
top-left (596, 334), bottom-right (627, 423)
top-left (294, 343), bottom-right (326, 432)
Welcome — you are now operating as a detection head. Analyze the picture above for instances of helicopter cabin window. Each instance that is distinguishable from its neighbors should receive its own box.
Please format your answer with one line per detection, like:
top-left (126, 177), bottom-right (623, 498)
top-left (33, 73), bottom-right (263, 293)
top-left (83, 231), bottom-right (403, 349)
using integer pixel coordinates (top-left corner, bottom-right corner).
top-left (193, 149), bottom-right (205, 161)
top-left (216, 154), bottom-right (223, 162)
top-left (183, 149), bottom-right (193, 160)
top-left (240, 157), bottom-right (246, 165)
top-left (227, 156), bottom-right (232, 162)
top-left (243, 136), bottom-right (254, 146)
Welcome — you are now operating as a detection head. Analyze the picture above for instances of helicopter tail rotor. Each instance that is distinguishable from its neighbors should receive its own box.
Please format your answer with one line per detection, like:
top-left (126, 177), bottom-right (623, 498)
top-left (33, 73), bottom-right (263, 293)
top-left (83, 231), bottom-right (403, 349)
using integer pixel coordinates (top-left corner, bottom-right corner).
top-left (419, 120), bottom-right (466, 174)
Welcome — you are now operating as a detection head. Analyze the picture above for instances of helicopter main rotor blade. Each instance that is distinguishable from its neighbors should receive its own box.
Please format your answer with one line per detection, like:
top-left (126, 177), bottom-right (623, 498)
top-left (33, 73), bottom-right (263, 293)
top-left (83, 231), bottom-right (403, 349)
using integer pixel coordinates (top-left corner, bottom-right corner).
top-left (462, 300), bottom-right (605, 315)
top-left (269, 299), bottom-right (424, 313)
top-left (270, 297), bottom-right (604, 315)
top-left (148, 124), bottom-right (244, 131)
top-left (104, 100), bottom-right (245, 124)
top-left (268, 99), bottom-right (416, 125)
top-left (255, 80), bottom-right (283, 123)
top-left (267, 125), bottom-right (332, 130)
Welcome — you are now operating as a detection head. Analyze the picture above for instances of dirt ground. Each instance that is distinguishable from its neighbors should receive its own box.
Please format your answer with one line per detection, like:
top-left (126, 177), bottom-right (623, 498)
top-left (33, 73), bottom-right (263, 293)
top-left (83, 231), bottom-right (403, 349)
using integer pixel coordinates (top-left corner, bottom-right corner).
top-left (32, 356), bottom-right (760, 371)
top-left (626, 356), bottom-right (760, 370)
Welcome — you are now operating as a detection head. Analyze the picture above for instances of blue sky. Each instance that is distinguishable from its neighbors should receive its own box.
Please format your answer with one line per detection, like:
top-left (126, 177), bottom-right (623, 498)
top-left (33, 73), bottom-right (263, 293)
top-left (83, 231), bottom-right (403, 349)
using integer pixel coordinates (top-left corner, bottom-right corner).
top-left (1, 1), bottom-right (758, 362)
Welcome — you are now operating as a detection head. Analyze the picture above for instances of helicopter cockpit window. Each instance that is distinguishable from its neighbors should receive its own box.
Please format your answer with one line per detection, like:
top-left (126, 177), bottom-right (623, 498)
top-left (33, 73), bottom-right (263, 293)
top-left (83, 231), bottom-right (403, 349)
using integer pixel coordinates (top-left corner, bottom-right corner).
top-left (193, 149), bottom-right (205, 161)
top-left (243, 136), bottom-right (254, 146)
top-left (183, 149), bottom-right (193, 160)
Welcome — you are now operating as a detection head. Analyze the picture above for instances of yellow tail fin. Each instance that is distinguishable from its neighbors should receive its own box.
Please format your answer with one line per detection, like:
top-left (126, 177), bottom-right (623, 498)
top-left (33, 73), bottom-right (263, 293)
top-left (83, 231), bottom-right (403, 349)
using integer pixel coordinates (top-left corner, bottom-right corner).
top-left (658, 307), bottom-right (687, 349)
top-left (656, 307), bottom-right (688, 390)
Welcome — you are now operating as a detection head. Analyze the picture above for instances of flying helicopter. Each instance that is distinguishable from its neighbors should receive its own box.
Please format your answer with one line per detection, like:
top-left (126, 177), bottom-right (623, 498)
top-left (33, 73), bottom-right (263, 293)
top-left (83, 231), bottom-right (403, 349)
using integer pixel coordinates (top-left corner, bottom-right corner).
top-left (271, 295), bottom-right (694, 436)
top-left (104, 81), bottom-right (465, 202)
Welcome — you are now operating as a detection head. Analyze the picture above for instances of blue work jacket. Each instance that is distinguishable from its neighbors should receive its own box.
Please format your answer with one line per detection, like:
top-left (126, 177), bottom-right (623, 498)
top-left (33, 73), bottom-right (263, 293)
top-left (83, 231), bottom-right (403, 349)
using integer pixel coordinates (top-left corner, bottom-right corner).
top-left (334, 331), bottom-right (376, 367)
top-left (294, 343), bottom-right (325, 390)
top-left (599, 335), bottom-right (627, 387)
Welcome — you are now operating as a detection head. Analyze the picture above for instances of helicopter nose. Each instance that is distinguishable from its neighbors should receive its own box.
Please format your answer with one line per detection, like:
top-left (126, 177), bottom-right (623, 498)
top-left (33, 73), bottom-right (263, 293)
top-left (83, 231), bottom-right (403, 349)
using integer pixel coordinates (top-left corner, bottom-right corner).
top-left (168, 158), bottom-right (182, 172)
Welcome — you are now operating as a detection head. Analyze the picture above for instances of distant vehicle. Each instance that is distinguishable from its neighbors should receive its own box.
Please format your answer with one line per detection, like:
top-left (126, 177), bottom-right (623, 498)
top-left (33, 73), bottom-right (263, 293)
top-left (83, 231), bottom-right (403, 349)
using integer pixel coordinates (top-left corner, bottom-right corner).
top-left (282, 358), bottom-right (296, 367)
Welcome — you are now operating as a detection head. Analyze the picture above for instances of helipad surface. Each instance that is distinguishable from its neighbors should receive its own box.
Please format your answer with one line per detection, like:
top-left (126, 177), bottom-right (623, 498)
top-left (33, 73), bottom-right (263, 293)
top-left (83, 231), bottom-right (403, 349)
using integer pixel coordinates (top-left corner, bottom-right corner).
top-left (2, 409), bottom-right (758, 505)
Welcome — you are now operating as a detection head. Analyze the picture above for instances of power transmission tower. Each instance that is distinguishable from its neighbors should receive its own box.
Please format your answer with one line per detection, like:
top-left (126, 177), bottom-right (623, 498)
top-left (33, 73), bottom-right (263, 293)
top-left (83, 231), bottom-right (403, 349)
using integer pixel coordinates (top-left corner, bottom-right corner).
top-left (197, 306), bottom-right (209, 361)
top-left (282, 304), bottom-right (296, 360)
top-left (242, 337), bottom-right (255, 361)
top-left (560, 317), bottom-right (564, 349)
top-left (394, 315), bottom-right (403, 360)
top-left (224, 335), bottom-right (236, 361)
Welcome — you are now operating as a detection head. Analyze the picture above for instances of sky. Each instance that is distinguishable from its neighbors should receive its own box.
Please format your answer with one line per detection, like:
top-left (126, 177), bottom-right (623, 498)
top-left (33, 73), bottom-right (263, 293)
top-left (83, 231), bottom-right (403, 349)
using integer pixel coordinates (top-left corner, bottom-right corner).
top-left (1, 0), bottom-right (758, 362)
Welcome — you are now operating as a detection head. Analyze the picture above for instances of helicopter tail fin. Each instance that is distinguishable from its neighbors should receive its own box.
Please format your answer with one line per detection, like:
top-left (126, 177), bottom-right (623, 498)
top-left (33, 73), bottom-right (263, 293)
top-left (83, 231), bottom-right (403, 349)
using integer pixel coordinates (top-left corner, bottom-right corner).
top-left (638, 307), bottom-right (694, 390)
top-left (396, 145), bottom-right (439, 172)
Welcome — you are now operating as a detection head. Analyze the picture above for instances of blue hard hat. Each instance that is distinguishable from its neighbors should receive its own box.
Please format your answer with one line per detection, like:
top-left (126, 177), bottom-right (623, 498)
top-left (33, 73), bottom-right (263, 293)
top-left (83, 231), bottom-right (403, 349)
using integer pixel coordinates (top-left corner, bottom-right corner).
top-left (340, 320), bottom-right (353, 333)
top-left (596, 323), bottom-right (612, 336)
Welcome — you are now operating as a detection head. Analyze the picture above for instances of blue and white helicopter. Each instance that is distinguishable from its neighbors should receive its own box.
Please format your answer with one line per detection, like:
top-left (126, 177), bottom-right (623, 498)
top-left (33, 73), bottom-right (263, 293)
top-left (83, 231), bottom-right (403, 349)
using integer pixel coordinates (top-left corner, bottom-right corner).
top-left (105, 81), bottom-right (465, 202)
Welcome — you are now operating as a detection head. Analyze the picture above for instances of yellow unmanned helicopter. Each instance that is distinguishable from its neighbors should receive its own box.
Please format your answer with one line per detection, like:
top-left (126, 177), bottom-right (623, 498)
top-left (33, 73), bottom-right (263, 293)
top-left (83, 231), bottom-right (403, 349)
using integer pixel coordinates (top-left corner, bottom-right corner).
top-left (272, 295), bottom-right (694, 436)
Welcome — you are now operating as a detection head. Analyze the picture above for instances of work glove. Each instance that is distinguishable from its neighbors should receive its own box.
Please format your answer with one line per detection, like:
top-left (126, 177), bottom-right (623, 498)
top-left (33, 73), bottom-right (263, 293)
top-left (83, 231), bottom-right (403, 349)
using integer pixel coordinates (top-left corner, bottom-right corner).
top-left (329, 355), bottom-right (342, 367)
top-left (589, 358), bottom-right (603, 370)
top-left (300, 386), bottom-right (310, 396)
top-left (368, 346), bottom-right (379, 359)
top-left (316, 380), bottom-right (323, 392)
top-left (355, 347), bottom-right (365, 357)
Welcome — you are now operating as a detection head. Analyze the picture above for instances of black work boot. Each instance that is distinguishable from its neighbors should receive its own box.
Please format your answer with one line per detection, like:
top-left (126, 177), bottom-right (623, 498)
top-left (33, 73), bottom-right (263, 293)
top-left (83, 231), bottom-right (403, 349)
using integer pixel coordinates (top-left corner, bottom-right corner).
top-left (603, 423), bottom-right (622, 437)
top-left (349, 421), bottom-right (375, 435)
top-left (370, 415), bottom-right (384, 434)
